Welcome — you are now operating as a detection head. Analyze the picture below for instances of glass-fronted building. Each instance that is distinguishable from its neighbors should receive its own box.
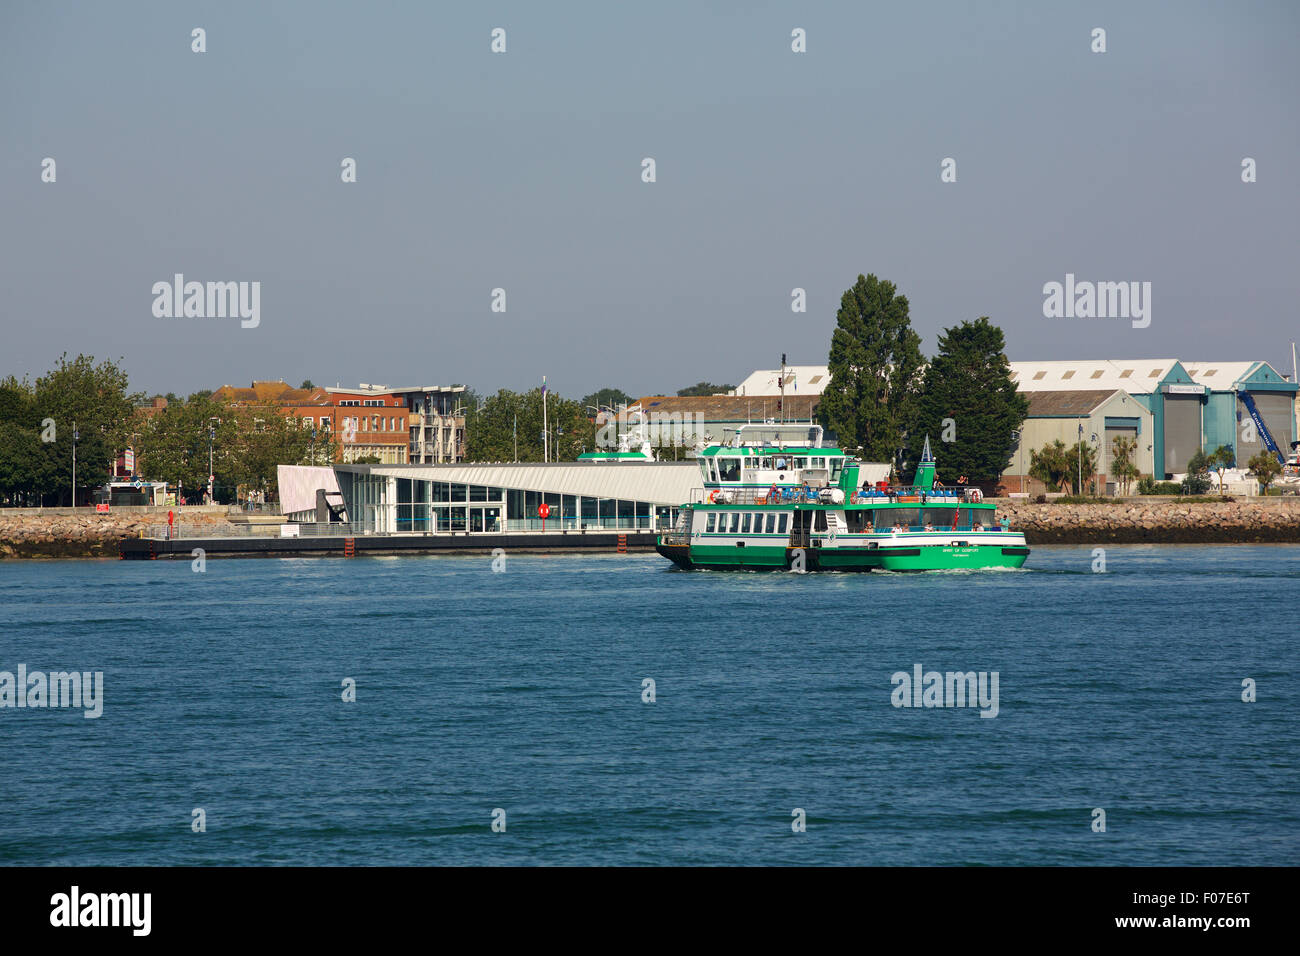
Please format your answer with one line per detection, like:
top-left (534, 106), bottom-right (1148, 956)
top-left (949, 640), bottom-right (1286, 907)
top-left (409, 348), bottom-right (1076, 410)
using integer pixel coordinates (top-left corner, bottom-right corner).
top-left (333, 462), bottom-right (701, 535)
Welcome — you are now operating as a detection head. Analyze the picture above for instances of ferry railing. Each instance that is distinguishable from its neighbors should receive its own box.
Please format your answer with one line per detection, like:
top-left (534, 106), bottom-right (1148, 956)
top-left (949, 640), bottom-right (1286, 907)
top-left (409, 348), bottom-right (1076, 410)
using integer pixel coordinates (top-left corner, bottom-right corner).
top-left (694, 487), bottom-right (984, 506)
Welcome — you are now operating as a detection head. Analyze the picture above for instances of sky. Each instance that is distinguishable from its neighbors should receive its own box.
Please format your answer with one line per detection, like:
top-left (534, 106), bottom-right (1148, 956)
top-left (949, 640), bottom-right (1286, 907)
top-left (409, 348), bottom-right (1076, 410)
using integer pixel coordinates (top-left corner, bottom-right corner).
top-left (2, 0), bottom-right (1297, 401)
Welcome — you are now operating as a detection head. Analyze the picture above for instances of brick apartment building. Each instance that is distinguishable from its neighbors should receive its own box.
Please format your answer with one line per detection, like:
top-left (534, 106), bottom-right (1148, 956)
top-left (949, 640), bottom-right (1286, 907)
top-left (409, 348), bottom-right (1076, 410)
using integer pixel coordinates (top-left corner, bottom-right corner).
top-left (210, 380), bottom-right (466, 464)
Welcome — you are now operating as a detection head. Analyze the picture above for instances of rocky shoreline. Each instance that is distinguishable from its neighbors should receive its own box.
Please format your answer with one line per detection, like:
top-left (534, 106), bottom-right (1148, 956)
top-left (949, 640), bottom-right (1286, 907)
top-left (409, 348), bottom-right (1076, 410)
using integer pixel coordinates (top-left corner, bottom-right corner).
top-left (2, 499), bottom-right (1300, 558)
top-left (0, 508), bottom-right (240, 559)
top-left (996, 498), bottom-right (1300, 544)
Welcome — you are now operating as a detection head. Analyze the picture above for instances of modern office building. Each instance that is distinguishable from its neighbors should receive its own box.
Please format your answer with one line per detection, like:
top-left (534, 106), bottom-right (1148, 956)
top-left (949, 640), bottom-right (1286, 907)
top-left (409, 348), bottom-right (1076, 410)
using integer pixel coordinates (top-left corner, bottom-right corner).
top-left (280, 460), bottom-right (701, 534)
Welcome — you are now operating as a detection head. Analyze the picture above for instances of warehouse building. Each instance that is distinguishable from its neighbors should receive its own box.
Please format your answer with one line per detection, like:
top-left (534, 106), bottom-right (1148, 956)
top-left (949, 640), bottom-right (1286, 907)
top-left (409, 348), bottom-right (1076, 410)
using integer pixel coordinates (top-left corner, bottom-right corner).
top-left (1010, 360), bottom-right (1297, 479)
top-left (1001, 389), bottom-right (1155, 495)
top-left (619, 394), bottom-right (821, 450)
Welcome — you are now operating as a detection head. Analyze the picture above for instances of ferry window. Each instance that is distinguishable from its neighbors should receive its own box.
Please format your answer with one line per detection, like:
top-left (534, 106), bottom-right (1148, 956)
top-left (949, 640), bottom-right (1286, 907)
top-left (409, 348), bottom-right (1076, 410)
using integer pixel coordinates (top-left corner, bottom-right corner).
top-left (700, 461), bottom-right (710, 482)
top-left (741, 513), bottom-right (751, 534)
top-left (830, 460), bottom-right (842, 481)
top-left (707, 513), bottom-right (716, 533)
top-left (924, 508), bottom-right (956, 528)
top-left (765, 513), bottom-right (776, 534)
top-left (846, 510), bottom-right (873, 533)
top-left (814, 511), bottom-right (828, 532)
top-left (724, 512), bottom-right (736, 533)
top-left (778, 514), bottom-right (789, 534)
top-left (717, 458), bottom-right (741, 482)
top-left (890, 509), bottom-right (920, 529)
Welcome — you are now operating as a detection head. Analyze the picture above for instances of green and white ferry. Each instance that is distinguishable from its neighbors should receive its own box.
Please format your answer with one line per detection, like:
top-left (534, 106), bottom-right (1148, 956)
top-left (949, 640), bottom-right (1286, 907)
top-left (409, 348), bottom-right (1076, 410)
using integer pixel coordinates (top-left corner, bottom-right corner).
top-left (656, 425), bottom-right (1029, 572)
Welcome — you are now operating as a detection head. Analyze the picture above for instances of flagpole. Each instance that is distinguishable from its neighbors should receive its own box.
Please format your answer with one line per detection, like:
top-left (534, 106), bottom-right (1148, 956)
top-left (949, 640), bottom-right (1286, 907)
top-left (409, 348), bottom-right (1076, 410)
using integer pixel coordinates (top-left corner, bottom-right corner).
top-left (542, 376), bottom-right (549, 463)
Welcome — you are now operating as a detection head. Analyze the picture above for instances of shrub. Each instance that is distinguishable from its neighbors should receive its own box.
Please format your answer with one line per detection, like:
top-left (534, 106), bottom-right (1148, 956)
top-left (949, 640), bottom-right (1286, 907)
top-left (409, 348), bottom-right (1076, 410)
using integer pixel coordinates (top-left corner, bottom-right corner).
top-left (1139, 480), bottom-right (1182, 495)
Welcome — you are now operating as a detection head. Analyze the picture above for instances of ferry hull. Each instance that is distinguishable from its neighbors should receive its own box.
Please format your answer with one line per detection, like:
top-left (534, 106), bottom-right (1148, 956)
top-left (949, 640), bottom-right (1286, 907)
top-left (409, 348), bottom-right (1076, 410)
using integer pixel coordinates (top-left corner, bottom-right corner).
top-left (874, 543), bottom-right (1029, 571)
top-left (655, 543), bottom-right (879, 571)
top-left (656, 541), bottom-right (1029, 572)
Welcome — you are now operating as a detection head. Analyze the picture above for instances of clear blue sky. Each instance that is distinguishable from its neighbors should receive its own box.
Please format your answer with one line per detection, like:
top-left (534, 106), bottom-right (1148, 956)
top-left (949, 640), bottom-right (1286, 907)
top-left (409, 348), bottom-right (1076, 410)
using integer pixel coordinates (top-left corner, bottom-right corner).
top-left (3, 0), bottom-right (1297, 399)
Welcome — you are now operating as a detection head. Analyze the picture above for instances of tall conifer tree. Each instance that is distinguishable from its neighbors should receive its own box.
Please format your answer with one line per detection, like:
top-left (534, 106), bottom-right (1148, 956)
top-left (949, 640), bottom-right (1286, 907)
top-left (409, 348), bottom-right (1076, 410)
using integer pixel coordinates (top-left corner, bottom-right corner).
top-left (911, 317), bottom-right (1027, 484)
top-left (816, 274), bottom-right (924, 468)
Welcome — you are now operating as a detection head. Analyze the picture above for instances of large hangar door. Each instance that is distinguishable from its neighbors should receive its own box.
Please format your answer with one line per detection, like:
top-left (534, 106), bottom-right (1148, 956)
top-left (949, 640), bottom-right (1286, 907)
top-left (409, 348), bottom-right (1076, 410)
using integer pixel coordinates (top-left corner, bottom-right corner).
top-left (1163, 396), bottom-right (1201, 477)
top-left (1238, 392), bottom-right (1293, 461)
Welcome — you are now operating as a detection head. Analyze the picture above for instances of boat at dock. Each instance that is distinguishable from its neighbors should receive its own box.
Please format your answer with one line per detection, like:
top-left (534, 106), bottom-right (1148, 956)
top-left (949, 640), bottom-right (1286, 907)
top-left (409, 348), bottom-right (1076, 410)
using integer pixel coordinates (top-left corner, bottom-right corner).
top-left (655, 426), bottom-right (1029, 572)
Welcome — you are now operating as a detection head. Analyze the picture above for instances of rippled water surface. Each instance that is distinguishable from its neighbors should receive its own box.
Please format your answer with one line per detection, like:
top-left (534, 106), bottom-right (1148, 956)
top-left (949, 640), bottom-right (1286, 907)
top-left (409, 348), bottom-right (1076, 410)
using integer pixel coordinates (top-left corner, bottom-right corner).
top-left (0, 545), bottom-right (1295, 865)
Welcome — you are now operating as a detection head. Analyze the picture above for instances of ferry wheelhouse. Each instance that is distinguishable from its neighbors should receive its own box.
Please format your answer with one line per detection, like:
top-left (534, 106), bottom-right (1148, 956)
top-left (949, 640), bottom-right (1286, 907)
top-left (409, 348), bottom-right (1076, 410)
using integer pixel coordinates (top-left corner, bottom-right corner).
top-left (656, 425), bottom-right (1029, 571)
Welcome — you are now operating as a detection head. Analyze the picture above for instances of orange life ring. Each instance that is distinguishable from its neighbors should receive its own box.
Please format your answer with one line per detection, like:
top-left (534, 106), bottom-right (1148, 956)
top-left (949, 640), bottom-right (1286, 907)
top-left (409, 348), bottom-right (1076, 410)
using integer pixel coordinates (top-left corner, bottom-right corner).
top-left (708, 491), bottom-right (718, 503)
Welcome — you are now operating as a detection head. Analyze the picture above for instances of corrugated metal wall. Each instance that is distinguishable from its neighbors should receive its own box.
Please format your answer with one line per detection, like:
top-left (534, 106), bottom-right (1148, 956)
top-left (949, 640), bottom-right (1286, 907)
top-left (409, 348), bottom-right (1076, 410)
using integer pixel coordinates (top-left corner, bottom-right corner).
top-left (1163, 396), bottom-right (1201, 475)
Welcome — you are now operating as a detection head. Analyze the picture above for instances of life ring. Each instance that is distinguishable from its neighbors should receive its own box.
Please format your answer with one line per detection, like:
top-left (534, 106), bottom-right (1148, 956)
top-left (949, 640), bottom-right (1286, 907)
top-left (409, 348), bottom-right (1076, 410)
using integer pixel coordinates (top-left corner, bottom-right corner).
top-left (708, 491), bottom-right (718, 503)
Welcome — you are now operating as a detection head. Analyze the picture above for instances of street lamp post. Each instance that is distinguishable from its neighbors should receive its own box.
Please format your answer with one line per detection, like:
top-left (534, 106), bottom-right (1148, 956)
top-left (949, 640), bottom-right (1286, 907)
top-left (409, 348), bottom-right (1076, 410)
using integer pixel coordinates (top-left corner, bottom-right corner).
top-left (1077, 423), bottom-right (1084, 496)
top-left (1090, 432), bottom-right (1100, 496)
top-left (1011, 430), bottom-right (1022, 495)
top-left (208, 423), bottom-right (216, 503)
top-left (72, 421), bottom-right (78, 508)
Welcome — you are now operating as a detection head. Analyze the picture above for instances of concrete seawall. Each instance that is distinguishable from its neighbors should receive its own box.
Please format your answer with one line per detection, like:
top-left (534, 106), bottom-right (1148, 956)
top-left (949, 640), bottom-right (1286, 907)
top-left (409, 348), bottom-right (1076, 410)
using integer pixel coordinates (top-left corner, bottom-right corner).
top-left (0, 507), bottom-right (239, 558)
top-left (2, 499), bottom-right (1300, 558)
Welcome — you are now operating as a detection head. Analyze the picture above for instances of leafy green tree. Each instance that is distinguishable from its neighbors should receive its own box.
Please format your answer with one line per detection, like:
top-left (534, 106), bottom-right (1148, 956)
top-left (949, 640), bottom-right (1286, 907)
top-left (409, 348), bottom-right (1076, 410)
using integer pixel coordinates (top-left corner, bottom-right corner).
top-left (1182, 449), bottom-right (1212, 495)
top-left (582, 387), bottom-right (632, 410)
top-left (816, 274), bottom-right (924, 468)
top-left (910, 317), bottom-right (1027, 484)
top-left (676, 382), bottom-right (734, 397)
top-left (31, 354), bottom-right (141, 505)
top-left (0, 375), bottom-right (60, 505)
top-left (1247, 451), bottom-right (1282, 493)
top-left (465, 388), bottom-right (594, 462)
top-left (299, 380), bottom-right (315, 390)
top-left (1208, 444), bottom-right (1235, 494)
top-left (137, 397), bottom-right (339, 501)
top-left (134, 395), bottom-right (234, 494)
top-left (227, 405), bottom-right (339, 496)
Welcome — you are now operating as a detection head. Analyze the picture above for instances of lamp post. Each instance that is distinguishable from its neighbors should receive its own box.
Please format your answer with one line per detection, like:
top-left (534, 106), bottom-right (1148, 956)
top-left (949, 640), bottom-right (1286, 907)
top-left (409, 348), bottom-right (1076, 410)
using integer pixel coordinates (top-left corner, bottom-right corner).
top-left (208, 421), bottom-right (217, 503)
top-left (1011, 429), bottom-right (1022, 495)
top-left (72, 421), bottom-right (78, 508)
top-left (1077, 423), bottom-right (1084, 496)
top-left (1090, 432), bottom-right (1100, 495)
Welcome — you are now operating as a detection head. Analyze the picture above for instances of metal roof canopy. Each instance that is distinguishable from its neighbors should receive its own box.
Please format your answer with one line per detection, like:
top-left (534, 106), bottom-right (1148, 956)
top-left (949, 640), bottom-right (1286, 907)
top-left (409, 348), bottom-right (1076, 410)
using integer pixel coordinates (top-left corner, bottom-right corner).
top-left (335, 461), bottom-right (703, 506)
